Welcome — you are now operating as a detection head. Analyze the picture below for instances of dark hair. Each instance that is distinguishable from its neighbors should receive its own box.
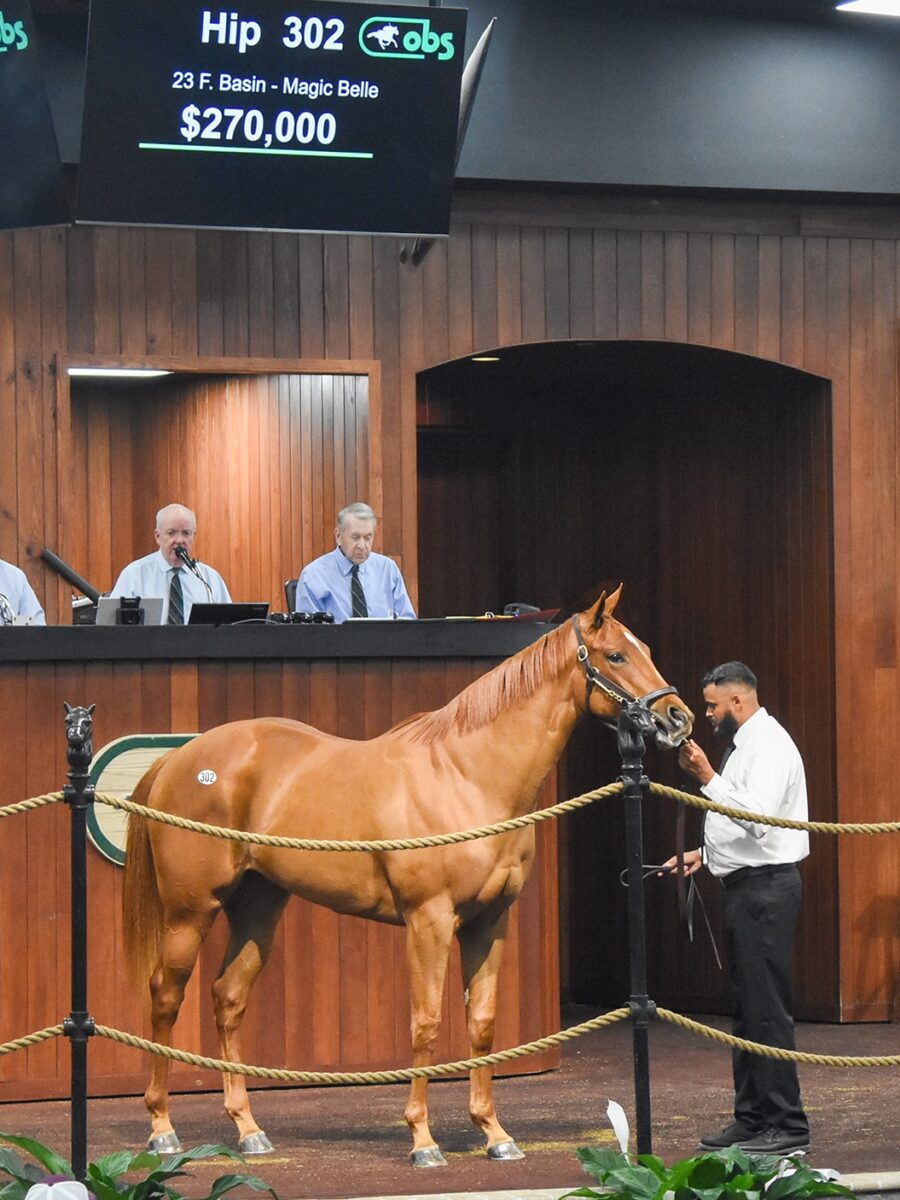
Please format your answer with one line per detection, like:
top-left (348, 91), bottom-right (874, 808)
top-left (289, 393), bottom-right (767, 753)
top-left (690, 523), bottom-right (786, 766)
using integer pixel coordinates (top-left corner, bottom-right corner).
top-left (701, 661), bottom-right (757, 690)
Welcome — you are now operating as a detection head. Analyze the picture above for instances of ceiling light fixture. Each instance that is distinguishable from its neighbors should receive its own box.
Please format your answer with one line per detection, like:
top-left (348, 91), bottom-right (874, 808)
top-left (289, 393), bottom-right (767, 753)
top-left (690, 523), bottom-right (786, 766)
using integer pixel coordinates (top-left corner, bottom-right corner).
top-left (836, 1), bottom-right (900, 15)
top-left (67, 367), bottom-right (174, 378)
top-left (470, 356), bottom-right (500, 363)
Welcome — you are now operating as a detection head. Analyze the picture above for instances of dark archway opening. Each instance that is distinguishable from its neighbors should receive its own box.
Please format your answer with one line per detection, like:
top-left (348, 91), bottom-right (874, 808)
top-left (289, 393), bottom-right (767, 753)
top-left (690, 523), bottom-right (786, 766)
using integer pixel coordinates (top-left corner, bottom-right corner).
top-left (417, 340), bottom-right (839, 1021)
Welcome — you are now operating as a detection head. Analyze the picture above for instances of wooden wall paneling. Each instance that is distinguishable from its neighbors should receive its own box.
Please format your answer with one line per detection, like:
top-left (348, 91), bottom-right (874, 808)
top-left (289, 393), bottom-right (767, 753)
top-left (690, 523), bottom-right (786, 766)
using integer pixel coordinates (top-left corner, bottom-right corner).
top-left (222, 233), bottom-right (250, 359)
top-left (780, 236), bottom-right (805, 368)
top-left (39, 229), bottom-right (67, 597)
top-left (639, 230), bottom-right (665, 341)
top-left (592, 230), bottom-right (617, 340)
top-left (710, 234), bottom-right (736, 350)
top-left (0, 664), bottom-right (31, 1087)
top-left (756, 235), bottom-right (782, 361)
top-left (173, 230), bottom-right (201, 359)
top-left (248, 234), bottom-right (275, 360)
top-left (298, 234), bottom-right (325, 358)
top-left (663, 231), bottom-right (688, 342)
top-left (371, 237), bottom-right (402, 549)
top-left (13, 231), bottom-right (45, 574)
top-left (398, 255), bottom-right (424, 589)
top-left (446, 223), bottom-right (473, 361)
top-left (272, 233), bottom-right (301, 360)
top-left (686, 232), bottom-right (712, 346)
top-left (117, 229), bottom-right (147, 358)
top-left (323, 235), bottom-right (350, 360)
top-left (733, 234), bottom-right (760, 356)
top-left (615, 230), bottom-right (641, 339)
top-left (568, 227), bottom-right (594, 341)
top-left (196, 232), bottom-right (226, 357)
top-left (496, 225), bottom-right (524, 348)
top-left (348, 236), bottom-right (375, 361)
top-left (519, 227), bottom-right (546, 345)
top-left (543, 226), bottom-right (570, 341)
top-left (93, 229), bottom-right (123, 355)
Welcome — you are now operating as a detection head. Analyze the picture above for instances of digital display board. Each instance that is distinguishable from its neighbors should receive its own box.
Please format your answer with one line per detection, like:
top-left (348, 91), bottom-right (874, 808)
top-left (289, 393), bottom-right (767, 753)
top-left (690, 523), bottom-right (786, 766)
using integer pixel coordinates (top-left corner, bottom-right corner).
top-left (0, 0), bottom-right (70, 230)
top-left (77, 0), bottom-right (467, 236)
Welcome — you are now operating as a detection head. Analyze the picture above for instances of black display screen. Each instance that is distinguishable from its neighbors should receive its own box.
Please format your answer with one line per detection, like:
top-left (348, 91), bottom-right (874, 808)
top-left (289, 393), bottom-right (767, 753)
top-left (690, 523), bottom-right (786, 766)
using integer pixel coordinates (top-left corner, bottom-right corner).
top-left (0, 0), bottom-right (70, 230)
top-left (77, 0), bottom-right (467, 236)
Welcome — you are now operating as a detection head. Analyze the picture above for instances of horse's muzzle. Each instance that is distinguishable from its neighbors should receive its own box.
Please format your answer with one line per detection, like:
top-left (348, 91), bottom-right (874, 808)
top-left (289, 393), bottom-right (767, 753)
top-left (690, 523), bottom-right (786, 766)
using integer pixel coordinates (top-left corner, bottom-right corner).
top-left (649, 699), bottom-right (693, 749)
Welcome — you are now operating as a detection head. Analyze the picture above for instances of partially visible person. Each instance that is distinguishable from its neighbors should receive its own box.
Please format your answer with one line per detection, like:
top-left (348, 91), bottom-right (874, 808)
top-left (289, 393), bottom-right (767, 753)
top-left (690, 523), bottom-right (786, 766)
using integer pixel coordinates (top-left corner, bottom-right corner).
top-left (296, 502), bottom-right (415, 623)
top-left (0, 557), bottom-right (46, 625)
top-left (661, 661), bottom-right (810, 1156)
top-left (110, 503), bottom-right (231, 625)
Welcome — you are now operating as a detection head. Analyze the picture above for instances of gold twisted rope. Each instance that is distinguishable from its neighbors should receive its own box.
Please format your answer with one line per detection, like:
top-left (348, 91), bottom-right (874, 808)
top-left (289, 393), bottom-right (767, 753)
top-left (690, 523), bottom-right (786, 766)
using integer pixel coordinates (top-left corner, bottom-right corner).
top-left (655, 1009), bottom-right (900, 1067)
top-left (0, 1026), bottom-right (65, 1055)
top-left (94, 1009), bottom-right (632, 1083)
top-left (0, 793), bottom-right (64, 819)
top-left (93, 783), bottom-right (625, 851)
top-left (648, 782), bottom-right (900, 834)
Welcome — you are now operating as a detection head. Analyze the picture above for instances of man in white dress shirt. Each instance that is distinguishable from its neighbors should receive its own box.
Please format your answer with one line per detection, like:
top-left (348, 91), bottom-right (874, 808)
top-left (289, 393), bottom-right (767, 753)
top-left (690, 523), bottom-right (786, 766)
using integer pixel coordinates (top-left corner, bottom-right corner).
top-left (0, 557), bottom-right (46, 625)
top-left (663, 661), bottom-right (811, 1157)
top-left (110, 503), bottom-right (231, 624)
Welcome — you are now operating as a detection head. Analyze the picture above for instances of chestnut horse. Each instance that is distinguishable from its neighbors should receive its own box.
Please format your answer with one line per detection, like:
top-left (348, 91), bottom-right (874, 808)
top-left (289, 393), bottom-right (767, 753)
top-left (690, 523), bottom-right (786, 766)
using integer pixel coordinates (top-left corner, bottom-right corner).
top-left (123, 587), bottom-right (692, 1165)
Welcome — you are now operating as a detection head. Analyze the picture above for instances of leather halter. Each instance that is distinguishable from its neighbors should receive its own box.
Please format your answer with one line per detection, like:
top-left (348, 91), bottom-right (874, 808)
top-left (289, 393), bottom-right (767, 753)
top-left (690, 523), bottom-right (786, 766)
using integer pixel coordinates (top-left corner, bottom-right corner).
top-left (571, 615), bottom-right (679, 717)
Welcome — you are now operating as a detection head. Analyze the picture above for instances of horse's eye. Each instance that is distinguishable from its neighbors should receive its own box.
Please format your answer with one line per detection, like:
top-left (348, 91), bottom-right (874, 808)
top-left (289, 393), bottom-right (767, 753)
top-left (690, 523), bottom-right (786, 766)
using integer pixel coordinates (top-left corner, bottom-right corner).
top-left (607, 651), bottom-right (627, 664)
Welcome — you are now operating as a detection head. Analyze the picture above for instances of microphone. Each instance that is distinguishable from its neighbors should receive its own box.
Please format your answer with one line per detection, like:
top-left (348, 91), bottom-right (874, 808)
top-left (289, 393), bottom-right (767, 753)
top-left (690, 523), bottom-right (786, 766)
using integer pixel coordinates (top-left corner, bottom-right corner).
top-left (175, 544), bottom-right (214, 601)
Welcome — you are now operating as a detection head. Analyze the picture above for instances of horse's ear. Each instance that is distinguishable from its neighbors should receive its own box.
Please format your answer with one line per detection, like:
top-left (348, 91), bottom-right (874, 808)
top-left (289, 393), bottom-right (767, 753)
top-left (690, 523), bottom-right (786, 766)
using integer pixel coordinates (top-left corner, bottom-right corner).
top-left (590, 583), bottom-right (623, 629)
top-left (63, 702), bottom-right (73, 714)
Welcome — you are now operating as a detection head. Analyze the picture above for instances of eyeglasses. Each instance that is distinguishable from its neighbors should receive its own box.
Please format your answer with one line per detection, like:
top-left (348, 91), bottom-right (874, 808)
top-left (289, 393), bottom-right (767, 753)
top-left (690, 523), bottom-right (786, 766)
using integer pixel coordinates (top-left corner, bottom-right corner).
top-left (161, 528), bottom-right (195, 538)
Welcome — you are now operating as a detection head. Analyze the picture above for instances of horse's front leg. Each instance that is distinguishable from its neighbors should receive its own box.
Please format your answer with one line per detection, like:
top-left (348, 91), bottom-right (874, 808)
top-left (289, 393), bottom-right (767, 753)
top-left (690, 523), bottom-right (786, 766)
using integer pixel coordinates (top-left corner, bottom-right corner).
top-left (403, 905), bottom-right (456, 1167)
top-left (458, 908), bottom-right (525, 1160)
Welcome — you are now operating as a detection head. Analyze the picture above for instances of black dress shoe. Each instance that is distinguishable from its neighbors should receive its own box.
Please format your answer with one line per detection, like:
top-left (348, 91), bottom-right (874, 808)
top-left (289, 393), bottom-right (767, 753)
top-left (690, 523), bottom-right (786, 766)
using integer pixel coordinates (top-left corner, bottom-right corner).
top-left (738, 1126), bottom-right (810, 1155)
top-left (699, 1120), bottom-right (761, 1150)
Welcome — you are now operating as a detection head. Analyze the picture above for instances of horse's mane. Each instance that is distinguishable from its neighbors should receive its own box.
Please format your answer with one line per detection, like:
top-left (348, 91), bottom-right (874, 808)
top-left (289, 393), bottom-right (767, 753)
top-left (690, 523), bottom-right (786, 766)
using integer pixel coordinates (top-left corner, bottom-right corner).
top-left (391, 620), bottom-right (574, 745)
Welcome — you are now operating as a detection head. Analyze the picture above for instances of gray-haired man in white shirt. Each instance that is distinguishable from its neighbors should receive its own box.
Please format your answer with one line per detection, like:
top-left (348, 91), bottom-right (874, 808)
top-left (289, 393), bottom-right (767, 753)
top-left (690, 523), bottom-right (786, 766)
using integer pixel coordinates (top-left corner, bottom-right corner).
top-left (663, 661), bottom-right (810, 1157)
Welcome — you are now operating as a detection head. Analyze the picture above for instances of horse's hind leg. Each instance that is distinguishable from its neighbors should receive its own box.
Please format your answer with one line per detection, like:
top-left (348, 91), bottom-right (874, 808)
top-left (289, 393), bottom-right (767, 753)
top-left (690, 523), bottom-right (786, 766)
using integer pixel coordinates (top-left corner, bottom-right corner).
top-left (403, 905), bottom-right (456, 1167)
top-left (213, 872), bottom-right (289, 1154)
top-left (458, 908), bottom-right (525, 1160)
top-left (146, 907), bottom-right (220, 1152)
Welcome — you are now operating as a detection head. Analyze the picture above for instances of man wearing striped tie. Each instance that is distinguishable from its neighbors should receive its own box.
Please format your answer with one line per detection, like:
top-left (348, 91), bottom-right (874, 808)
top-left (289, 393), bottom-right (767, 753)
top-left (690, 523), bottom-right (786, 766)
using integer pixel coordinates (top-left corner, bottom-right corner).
top-left (110, 503), bottom-right (231, 624)
top-left (295, 501), bottom-right (415, 624)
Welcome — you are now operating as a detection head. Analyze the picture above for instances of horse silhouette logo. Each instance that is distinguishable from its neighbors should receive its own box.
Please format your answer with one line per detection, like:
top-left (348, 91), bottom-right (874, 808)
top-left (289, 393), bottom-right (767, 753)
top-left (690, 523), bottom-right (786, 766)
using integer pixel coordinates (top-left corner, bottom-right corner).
top-left (365, 23), bottom-right (399, 50)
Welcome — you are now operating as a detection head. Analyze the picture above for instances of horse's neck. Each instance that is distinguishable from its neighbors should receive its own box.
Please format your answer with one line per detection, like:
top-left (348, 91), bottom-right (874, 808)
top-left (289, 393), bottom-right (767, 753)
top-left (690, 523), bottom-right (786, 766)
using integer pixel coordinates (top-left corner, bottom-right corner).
top-left (443, 660), bottom-right (582, 813)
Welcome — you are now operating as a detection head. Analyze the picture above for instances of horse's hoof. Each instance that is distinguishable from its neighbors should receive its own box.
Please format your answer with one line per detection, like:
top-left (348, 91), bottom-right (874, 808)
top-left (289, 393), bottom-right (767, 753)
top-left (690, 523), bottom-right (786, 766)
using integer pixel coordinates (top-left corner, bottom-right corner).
top-left (410, 1146), bottom-right (448, 1168)
top-left (148, 1133), bottom-right (183, 1155)
top-left (487, 1139), bottom-right (525, 1161)
top-left (239, 1131), bottom-right (275, 1155)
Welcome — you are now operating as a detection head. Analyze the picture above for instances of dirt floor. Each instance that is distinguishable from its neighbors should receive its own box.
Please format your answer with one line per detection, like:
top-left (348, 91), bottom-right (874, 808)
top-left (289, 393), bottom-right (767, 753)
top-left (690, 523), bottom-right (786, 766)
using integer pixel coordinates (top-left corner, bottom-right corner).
top-left (0, 1008), bottom-right (897, 1198)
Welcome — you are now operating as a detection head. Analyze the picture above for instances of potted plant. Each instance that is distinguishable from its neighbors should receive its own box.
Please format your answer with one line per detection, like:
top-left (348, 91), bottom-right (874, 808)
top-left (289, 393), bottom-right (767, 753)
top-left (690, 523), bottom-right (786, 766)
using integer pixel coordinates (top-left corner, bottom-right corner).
top-left (0, 1134), bottom-right (277, 1200)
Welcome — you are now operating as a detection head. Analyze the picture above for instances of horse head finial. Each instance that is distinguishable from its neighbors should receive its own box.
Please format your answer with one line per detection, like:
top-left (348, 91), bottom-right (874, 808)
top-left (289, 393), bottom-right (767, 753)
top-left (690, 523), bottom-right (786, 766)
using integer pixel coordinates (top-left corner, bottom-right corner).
top-left (64, 702), bottom-right (96, 769)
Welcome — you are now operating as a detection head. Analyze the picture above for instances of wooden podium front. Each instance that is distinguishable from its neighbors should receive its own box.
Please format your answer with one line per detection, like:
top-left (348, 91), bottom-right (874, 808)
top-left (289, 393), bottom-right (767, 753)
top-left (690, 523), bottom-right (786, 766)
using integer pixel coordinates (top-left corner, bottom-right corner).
top-left (0, 621), bottom-right (560, 1101)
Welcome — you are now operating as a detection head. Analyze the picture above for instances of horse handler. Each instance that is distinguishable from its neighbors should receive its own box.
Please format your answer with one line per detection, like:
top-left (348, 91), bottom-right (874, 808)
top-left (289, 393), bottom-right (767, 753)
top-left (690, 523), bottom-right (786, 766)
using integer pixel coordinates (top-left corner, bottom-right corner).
top-left (661, 661), bottom-right (811, 1157)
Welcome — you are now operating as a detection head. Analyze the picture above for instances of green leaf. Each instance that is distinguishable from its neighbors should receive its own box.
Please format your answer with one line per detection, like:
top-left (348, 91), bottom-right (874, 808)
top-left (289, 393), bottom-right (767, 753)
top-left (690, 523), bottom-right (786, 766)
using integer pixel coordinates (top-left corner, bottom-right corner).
top-left (635, 1155), bottom-right (669, 1181)
top-left (201, 1173), bottom-right (278, 1200)
top-left (577, 1146), bottom-right (630, 1179)
top-left (0, 1135), bottom-right (72, 1178)
top-left (604, 1164), bottom-right (661, 1200)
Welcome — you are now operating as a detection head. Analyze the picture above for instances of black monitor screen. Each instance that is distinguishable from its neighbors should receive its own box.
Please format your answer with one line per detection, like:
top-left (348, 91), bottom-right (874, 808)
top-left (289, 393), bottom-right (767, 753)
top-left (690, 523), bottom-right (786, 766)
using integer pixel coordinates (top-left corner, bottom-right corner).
top-left (77, 0), bottom-right (467, 236)
top-left (0, 0), bottom-right (70, 230)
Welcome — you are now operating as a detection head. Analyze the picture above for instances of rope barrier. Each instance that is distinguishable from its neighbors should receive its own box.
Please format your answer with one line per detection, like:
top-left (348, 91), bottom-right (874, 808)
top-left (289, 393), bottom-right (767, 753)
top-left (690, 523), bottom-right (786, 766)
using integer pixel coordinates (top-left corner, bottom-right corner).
top-left (92, 783), bottom-right (625, 851)
top-left (94, 1008), bottom-right (632, 1084)
top-left (648, 783), bottom-right (900, 835)
top-left (0, 1005), bottom-right (891, 1082)
top-left (655, 1009), bottom-right (900, 1067)
top-left (0, 793), bottom-right (63, 819)
top-left (0, 1026), bottom-right (65, 1055)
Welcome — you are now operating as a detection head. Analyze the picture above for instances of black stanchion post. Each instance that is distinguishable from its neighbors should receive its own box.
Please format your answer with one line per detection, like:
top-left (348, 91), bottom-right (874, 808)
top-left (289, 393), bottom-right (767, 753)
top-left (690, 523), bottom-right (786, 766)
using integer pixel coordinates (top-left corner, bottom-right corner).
top-left (617, 702), bottom-right (654, 1156)
top-left (62, 703), bottom-right (97, 1181)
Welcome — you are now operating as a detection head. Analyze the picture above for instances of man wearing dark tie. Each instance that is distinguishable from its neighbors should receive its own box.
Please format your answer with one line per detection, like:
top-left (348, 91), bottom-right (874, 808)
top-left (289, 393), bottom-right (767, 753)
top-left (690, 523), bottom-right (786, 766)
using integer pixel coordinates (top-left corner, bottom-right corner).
top-left (110, 503), bottom-right (231, 624)
top-left (662, 661), bottom-right (811, 1157)
top-left (295, 502), bottom-right (415, 623)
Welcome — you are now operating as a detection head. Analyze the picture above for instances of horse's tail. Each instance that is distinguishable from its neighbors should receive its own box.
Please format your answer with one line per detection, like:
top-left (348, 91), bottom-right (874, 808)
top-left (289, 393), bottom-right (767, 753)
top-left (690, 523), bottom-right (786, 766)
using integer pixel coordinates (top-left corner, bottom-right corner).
top-left (123, 755), bottom-right (168, 986)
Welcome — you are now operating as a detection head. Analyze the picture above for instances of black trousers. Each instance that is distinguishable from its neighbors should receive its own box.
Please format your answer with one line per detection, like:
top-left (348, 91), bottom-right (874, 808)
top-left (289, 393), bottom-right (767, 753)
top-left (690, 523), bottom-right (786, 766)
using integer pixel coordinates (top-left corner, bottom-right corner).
top-left (722, 863), bottom-right (809, 1135)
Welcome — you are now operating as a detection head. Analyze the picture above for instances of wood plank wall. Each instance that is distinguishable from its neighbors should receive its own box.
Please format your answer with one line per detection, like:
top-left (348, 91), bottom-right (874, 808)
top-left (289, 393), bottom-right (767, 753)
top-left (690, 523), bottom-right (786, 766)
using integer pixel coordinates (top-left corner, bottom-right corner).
top-left (64, 370), bottom-right (370, 610)
top-left (1, 184), bottom-right (898, 1019)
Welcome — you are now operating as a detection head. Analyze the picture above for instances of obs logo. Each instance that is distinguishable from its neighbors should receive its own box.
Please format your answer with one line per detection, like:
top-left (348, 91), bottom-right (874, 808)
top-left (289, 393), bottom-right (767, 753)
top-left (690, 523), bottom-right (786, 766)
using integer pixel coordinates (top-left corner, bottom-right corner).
top-left (360, 16), bottom-right (455, 61)
top-left (0, 10), bottom-right (29, 51)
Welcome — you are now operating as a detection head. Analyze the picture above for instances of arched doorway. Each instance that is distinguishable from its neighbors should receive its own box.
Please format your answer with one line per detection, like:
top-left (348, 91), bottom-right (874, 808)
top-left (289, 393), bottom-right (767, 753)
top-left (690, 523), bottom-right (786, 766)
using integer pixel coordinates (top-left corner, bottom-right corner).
top-left (416, 339), bottom-right (838, 1020)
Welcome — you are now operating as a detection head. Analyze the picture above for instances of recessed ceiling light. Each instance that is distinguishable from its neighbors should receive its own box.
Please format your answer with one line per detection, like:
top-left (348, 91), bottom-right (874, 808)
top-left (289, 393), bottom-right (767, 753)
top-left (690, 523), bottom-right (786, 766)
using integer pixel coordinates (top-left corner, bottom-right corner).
top-left (471, 356), bottom-right (500, 363)
top-left (836, 1), bottom-right (900, 15)
top-left (67, 367), bottom-right (174, 378)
